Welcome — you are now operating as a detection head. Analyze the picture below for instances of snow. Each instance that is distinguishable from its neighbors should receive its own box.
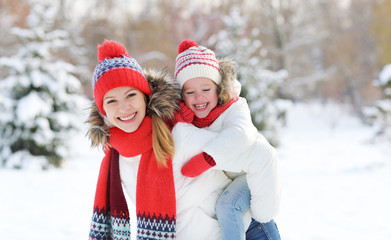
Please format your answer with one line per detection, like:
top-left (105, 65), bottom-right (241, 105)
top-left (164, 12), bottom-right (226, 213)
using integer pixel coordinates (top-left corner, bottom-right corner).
top-left (0, 1), bottom-right (88, 169)
top-left (379, 64), bottom-right (391, 86)
top-left (275, 102), bottom-right (391, 240)
top-left (16, 91), bottom-right (52, 123)
top-left (0, 124), bottom-right (102, 240)
top-left (1, 102), bottom-right (391, 240)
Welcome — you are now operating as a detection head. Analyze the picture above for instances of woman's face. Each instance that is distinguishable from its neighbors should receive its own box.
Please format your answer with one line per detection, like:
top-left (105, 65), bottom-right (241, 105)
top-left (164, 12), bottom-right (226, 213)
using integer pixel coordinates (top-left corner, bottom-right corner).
top-left (182, 77), bottom-right (218, 119)
top-left (103, 86), bottom-right (146, 133)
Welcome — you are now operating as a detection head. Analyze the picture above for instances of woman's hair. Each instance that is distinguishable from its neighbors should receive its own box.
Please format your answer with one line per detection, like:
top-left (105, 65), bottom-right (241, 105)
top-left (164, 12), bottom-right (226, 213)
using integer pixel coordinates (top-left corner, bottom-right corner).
top-left (151, 113), bottom-right (175, 167)
top-left (142, 92), bottom-right (175, 167)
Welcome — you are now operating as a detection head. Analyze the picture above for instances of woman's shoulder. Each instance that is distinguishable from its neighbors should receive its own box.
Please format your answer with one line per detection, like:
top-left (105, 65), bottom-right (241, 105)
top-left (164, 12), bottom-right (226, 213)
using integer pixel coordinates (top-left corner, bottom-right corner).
top-left (172, 123), bottom-right (217, 160)
top-left (172, 123), bottom-right (216, 141)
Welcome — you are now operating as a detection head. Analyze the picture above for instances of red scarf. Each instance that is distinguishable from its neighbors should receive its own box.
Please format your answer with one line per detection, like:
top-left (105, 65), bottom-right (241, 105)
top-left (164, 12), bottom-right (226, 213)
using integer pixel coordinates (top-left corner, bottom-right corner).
top-left (89, 117), bottom-right (176, 240)
top-left (192, 96), bottom-right (239, 128)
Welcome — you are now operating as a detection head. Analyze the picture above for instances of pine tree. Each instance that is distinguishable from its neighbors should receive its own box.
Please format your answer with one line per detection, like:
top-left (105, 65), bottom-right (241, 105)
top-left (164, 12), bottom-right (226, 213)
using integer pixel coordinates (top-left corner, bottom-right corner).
top-left (364, 64), bottom-right (391, 141)
top-left (208, 5), bottom-right (288, 146)
top-left (0, 2), bottom-right (87, 169)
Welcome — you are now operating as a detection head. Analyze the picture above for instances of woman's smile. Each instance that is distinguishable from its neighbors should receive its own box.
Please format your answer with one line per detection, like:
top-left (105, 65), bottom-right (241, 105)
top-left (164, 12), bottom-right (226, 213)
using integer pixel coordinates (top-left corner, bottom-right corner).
top-left (103, 86), bottom-right (146, 133)
top-left (118, 112), bottom-right (137, 121)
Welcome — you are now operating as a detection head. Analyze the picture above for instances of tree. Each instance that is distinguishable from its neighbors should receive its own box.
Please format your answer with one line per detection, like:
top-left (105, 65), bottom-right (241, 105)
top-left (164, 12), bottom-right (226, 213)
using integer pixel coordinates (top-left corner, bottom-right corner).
top-left (371, 0), bottom-right (391, 68)
top-left (363, 64), bottom-right (391, 141)
top-left (209, 3), bottom-right (288, 146)
top-left (0, 1), bottom-right (87, 169)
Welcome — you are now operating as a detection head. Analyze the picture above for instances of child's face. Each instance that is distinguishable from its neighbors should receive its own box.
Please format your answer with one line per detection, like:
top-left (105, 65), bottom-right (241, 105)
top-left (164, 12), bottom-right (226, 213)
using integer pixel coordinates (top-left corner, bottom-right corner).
top-left (103, 86), bottom-right (146, 133)
top-left (182, 77), bottom-right (218, 119)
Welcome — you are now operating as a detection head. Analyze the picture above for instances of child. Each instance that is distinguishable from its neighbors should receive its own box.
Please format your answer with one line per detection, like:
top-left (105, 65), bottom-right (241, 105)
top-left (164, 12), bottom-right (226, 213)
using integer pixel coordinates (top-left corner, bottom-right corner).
top-left (174, 40), bottom-right (281, 240)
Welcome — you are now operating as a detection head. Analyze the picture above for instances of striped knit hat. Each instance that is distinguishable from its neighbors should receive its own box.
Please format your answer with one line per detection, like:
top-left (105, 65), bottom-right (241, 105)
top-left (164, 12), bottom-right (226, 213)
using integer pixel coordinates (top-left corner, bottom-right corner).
top-left (92, 40), bottom-right (151, 114)
top-left (174, 39), bottom-right (221, 88)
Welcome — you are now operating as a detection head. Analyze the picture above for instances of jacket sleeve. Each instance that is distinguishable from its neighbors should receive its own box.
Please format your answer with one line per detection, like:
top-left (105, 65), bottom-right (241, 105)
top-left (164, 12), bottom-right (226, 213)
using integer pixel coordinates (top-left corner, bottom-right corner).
top-left (202, 98), bottom-right (259, 172)
top-left (245, 135), bottom-right (281, 223)
top-left (172, 123), bottom-right (218, 166)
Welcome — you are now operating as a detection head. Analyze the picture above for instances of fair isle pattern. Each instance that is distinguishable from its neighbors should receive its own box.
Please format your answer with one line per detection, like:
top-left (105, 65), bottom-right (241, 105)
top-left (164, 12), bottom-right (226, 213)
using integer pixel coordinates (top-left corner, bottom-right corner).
top-left (93, 56), bottom-right (145, 89)
top-left (89, 208), bottom-right (110, 240)
top-left (137, 212), bottom-right (176, 240)
top-left (174, 46), bottom-right (219, 81)
top-left (110, 213), bottom-right (131, 240)
top-left (89, 208), bottom-right (131, 240)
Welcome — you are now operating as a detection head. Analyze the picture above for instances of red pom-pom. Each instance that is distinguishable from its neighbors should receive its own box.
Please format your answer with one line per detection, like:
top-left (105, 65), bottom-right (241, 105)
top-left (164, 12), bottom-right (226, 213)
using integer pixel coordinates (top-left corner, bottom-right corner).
top-left (97, 40), bottom-right (128, 61)
top-left (178, 39), bottom-right (198, 54)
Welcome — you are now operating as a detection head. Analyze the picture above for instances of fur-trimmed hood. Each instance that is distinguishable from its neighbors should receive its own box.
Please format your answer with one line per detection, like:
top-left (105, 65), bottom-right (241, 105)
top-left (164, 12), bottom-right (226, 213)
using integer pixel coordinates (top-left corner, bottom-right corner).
top-left (217, 57), bottom-right (241, 104)
top-left (86, 69), bottom-right (181, 148)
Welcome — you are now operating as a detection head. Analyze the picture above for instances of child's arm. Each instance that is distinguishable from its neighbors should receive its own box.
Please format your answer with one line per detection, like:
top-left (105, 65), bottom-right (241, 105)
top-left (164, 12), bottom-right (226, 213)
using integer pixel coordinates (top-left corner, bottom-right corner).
top-left (181, 152), bottom-right (216, 177)
top-left (182, 98), bottom-right (259, 177)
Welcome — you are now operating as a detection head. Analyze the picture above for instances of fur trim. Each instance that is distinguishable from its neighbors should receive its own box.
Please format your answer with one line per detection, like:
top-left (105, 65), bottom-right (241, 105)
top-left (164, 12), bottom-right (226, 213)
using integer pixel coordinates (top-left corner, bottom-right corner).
top-left (86, 102), bottom-right (111, 148)
top-left (145, 69), bottom-right (181, 121)
top-left (218, 57), bottom-right (238, 105)
top-left (86, 69), bottom-right (181, 148)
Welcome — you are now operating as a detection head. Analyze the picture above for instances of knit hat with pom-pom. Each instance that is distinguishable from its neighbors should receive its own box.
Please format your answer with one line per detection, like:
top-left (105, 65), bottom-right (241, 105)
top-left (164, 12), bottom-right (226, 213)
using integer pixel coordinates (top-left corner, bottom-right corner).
top-left (92, 40), bottom-right (151, 114)
top-left (174, 39), bottom-right (221, 88)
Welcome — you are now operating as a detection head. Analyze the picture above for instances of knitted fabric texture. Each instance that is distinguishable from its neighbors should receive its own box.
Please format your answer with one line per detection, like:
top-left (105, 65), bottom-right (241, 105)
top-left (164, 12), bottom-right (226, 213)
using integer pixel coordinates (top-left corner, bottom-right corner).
top-left (92, 40), bottom-right (151, 114)
top-left (191, 95), bottom-right (238, 128)
top-left (174, 39), bottom-right (221, 88)
top-left (89, 117), bottom-right (176, 240)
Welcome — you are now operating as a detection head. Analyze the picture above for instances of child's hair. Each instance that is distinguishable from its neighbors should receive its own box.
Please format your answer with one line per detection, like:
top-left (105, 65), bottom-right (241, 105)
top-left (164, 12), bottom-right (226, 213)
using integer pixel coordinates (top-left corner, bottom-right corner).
top-left (151, 113), bottom-right (175, 167)
top-left (217, 82), bottom-right (234, 106)
top-left (217, 57), bottom-right (237, 105)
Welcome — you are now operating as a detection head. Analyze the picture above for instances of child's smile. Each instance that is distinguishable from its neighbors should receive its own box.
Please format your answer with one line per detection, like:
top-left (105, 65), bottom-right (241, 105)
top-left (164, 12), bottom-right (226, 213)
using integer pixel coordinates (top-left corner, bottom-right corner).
top-left (182, 77), bottom-right (219, 118)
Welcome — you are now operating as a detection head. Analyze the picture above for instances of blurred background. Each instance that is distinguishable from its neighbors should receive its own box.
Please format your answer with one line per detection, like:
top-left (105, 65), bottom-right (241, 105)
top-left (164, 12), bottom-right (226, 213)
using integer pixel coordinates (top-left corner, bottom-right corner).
top-left (0, 0), bottom-right (391, 239)
top-left (1, 0), bottom-right (391, 168)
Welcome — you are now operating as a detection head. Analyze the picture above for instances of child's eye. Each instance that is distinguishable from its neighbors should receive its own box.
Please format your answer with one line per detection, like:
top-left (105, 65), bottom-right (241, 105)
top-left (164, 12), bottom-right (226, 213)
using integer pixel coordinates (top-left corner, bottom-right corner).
top-left (202, 88), bottom-right (211, 92)
top-left (185, 91), bottom-right (194, 95)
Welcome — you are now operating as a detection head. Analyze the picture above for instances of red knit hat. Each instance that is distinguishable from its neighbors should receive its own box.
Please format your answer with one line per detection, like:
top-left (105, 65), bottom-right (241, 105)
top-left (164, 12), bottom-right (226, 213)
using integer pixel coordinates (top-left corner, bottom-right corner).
top-left (92, 40), bottom-right (151, 114)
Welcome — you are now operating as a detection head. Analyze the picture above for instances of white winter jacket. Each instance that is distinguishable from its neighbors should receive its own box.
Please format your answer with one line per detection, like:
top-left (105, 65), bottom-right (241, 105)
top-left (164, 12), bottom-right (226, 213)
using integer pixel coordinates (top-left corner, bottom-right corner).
top-left (119, 122), bottom-right (252, 240)
top-left (200, 97), bottom-right (281, 223)
top-left (86, 68), bottom-right (254, 239)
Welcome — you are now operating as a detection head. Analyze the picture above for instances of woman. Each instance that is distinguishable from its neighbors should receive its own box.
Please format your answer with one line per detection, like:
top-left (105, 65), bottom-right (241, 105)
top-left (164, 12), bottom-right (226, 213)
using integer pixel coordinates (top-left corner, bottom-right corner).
top-left (87, 40), bottom-right (178, 240)
top-left (87, 40), bottom-right (244, 240)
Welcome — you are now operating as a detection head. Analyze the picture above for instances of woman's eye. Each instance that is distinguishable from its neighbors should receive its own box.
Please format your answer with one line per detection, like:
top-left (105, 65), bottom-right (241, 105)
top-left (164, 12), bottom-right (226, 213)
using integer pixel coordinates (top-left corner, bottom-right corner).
top-left (106, 99), bottom-right (116, 104)
top-left (127, 93), bottom-right (136, 98)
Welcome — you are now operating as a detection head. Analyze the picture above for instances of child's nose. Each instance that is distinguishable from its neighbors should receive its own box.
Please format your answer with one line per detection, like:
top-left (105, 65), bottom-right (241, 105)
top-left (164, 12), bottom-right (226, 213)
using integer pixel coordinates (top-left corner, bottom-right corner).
top-left (195, 92), bottom-right (202, 99)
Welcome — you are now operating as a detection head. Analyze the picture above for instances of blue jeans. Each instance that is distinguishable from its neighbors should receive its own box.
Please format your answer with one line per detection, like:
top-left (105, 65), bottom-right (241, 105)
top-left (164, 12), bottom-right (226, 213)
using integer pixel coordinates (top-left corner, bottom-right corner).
top-left (216, 174), bottom-right (280, 240)
top-left (246, 219), bottom-right (280, 240)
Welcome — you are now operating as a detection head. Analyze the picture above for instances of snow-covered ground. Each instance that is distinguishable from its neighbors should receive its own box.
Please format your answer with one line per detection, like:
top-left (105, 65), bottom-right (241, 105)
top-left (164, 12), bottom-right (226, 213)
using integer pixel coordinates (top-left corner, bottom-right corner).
top-left (1, 102), bottom-right (390, 240)
top-left (275, 103), bottom-right (391, 240)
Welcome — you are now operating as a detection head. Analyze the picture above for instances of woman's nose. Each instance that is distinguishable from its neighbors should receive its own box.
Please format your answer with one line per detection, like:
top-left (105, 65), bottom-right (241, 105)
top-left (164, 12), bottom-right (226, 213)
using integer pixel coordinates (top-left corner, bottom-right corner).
top-left (120, 101), bottom-right (130, 111)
